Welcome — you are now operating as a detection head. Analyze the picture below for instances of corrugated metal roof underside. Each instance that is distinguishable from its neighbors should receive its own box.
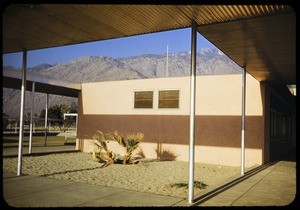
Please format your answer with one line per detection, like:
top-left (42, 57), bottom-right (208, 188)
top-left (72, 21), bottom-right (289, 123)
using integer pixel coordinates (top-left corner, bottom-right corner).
top-left (198, 12), bottom-right (296, 85)
top-left (2, 4), bottom-right (295, 85)
top-left (3, 4), bottom-right (293, 53)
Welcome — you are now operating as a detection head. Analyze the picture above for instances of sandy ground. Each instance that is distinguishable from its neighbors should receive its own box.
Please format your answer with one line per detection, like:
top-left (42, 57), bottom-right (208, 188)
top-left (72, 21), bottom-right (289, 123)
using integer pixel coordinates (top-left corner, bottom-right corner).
top-left (3, 152), bottom-right (241, 198)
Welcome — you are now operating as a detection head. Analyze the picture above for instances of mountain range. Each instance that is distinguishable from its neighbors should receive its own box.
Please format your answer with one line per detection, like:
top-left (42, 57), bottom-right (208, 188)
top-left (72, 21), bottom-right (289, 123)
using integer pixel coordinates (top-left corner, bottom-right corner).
top-left (3, 48), bottom-right (242, 118)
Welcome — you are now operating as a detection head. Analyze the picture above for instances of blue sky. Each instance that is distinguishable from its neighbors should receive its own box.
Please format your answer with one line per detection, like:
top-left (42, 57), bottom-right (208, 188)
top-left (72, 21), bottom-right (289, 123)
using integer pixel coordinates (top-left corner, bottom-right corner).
top-left (2, 28), bottom-right (216, 68)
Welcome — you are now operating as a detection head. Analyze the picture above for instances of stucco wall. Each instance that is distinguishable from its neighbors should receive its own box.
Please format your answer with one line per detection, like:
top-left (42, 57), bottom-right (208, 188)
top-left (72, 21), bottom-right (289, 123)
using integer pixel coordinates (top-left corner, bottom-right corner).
top-left (77, 74), bottom-right (264, 167)
top-left (81, 74), bottom-right (262, 116)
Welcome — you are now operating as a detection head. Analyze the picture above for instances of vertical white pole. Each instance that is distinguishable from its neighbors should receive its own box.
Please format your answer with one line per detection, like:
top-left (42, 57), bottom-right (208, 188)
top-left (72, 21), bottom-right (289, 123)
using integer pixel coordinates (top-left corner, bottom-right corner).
top-left (44, 93), bottom-right (49, 146)
top-left (17, 50), bottom-right (27, 176)
top-left (75, 114), bottom-right (78, 137)
top-left (29, 82), bottom-right (35, 154)
top-left (15, 120), bottom-right (17, 133)
top-left (188, 20), bottom-right (197, 204)
top-left (241, 67), bottom-right (246, 175)
top-left (64, 114), bottom-right (66, 141)
top-left (166, 45), bottom-right (169, 77)
top-left (33, 120), bottom-right (35, 133)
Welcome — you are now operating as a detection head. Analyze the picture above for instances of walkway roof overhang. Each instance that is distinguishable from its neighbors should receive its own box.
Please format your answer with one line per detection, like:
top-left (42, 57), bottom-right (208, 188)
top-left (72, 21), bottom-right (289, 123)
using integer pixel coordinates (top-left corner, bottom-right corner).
top-left (198, 12), bottom-right (296, 85)
top-left (3, 68), bottom-right (81, 97)
top-left (2, 4), bottom-right (296, 86)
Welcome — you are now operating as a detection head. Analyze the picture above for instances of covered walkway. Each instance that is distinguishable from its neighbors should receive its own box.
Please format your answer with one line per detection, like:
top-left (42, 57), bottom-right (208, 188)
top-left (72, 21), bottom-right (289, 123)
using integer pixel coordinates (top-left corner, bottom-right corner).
top-left (2, 4), bottom-right (296, 205)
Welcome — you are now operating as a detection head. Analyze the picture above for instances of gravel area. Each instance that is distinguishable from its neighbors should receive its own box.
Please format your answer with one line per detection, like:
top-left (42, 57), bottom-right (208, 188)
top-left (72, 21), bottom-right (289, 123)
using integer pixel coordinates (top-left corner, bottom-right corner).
top-left (3, 152), bottom-right (240, 198)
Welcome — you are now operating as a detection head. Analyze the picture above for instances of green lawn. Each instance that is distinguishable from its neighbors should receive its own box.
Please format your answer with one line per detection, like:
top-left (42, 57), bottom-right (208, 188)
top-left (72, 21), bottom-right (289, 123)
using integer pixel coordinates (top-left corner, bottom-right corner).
top-left (2, 134), bottom-right (76, 147)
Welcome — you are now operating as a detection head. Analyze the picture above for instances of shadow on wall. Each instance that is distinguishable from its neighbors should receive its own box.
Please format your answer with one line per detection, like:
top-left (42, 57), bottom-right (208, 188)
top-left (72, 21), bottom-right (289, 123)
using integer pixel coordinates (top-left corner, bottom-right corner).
top-left (135, 147), bottom-right (145, 158)
top-left (155, 143), bottom-right (178, 161)
top-left (77, 138), bottom-right (85, 151)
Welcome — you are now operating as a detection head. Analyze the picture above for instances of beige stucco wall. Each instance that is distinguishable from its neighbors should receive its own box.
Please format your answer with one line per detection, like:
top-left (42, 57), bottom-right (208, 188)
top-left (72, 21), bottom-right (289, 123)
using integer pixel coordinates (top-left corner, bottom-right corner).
top-left (78, 74), bottom-right (264, 167)
top-left (81, 77), bottom-right (189, 116)
top-left (77, 139), bottom-right (262, 167)
top-left (81, 74), bottom-right (262, 116)
top-left (197, 74), bottom-right (263, 116)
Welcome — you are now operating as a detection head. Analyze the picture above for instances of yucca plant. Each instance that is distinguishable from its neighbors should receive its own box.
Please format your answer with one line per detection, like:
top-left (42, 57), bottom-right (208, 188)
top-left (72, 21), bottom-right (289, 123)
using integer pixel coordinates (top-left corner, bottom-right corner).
top-left (109, 131), bottom-right (126, 148)
top-left (92, 131), bottom-right (115, 164)
top-left (123, 132), bottom-right (144, 164)
top-left (109, 131), bottom-right (144, 164)
top-left (92, 130), bottom-right (144, 165)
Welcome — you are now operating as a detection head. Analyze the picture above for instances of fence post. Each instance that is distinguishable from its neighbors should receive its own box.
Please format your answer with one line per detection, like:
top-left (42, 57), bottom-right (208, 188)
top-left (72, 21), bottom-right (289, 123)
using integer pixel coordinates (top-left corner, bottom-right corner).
top-left (15, 120), bottom-right (18, 133)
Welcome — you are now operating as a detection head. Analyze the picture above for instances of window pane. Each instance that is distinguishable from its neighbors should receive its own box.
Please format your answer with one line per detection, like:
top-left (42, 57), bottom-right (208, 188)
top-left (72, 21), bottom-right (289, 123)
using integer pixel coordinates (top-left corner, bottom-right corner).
top-left (159, 90), bottom-right (179, 108)
top-left (134, 91), bottom-right (153, 108)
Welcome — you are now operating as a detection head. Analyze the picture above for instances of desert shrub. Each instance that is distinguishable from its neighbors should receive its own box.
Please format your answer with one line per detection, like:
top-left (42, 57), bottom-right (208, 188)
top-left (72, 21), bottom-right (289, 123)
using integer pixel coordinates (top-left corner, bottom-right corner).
top-left (91, 130), bottom-right (144, 165)
top-left (92, 131), bottom-right (115, 164)
top-left (170, 181), bottom-right (207, 190)
top-left (155, 148), bottom-right (178, 161)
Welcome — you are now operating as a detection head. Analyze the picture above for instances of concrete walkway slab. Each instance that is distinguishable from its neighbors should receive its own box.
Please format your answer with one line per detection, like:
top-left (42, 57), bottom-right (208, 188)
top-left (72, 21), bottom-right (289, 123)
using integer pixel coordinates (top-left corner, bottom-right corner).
top-left (2, 171), bottom-right (185, 207)
top-left (195, 160), bottom-right (297, 207)
top-left (2, 147), bottom-right (297, 207)
top-left (79, 190), bottom-right (185, 207)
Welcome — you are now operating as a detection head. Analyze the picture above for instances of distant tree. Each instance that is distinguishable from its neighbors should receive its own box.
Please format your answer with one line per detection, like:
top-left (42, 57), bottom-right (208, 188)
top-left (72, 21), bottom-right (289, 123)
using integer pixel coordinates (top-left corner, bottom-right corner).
top-left (26, 112), bottom-right (31, 118)
top-left (39, 104), bottom-right (77, 131)
top-left (39, 104), bottom-right (76, 120)
top-left (60, 104), bottom-right (69, 118)
top-left (40, 109), bottom-right (46, 118)
top-left (3, 113), bottom-right (9, 131)
top-left (48, 104), bottom-right (62, 119)
top-left (69, 102), bottom-right (78, 113)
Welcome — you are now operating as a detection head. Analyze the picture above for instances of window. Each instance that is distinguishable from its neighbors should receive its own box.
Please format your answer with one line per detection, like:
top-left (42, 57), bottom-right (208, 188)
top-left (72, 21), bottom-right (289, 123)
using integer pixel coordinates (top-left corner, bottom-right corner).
top-left (158, 90), bottom-right (179, 108)
top-left (134, 91), bottom-right (153, 108)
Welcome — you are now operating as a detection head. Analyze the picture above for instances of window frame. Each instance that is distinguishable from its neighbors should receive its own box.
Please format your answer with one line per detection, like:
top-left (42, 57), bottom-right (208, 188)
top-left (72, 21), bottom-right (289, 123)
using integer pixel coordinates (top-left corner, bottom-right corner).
top-left (158, 89), bottom-right (180, 109)
top-left (133, 90), bottom-right (154, 109)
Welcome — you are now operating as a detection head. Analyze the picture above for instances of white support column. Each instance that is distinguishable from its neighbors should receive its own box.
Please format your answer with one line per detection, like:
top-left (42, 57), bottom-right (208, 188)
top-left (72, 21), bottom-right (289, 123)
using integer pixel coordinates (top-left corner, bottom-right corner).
top-left (64, 114), bottom-right (66, 141)
top-left (75, 114), bottom-right (78, 137)
top-left (188, 20), bottom-right (197, 204)
top-left (33, 121), bottom-right (35, 133)
top-left (17, 50), bottom-right (27, 176)
top-left (15, 120), bottom-right (17, 133)
top-left (241, 67), bottom-right (246, 175)
top-left (166, 44), bottom-right (169, 77)
top-left (44, 93), bottom-right (49, 146)
top-left (29, 82), bottom-right (35, 154)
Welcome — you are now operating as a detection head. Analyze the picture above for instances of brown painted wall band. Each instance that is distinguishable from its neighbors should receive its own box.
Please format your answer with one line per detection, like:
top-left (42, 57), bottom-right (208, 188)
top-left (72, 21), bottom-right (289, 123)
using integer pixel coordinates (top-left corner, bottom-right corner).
top-left (77, 114), bottom-right (263, 149)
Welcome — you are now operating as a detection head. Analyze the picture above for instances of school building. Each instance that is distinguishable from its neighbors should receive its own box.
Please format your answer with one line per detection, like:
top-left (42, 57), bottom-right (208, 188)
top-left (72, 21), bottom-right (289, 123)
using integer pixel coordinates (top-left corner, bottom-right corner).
top-left (76, 74), bottom-right (296, 167)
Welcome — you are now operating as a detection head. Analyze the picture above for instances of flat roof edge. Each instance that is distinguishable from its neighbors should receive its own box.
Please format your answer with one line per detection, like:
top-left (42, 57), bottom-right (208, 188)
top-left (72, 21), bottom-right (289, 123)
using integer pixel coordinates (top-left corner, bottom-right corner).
top-left (3, 68), bottom-right (82, 90)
